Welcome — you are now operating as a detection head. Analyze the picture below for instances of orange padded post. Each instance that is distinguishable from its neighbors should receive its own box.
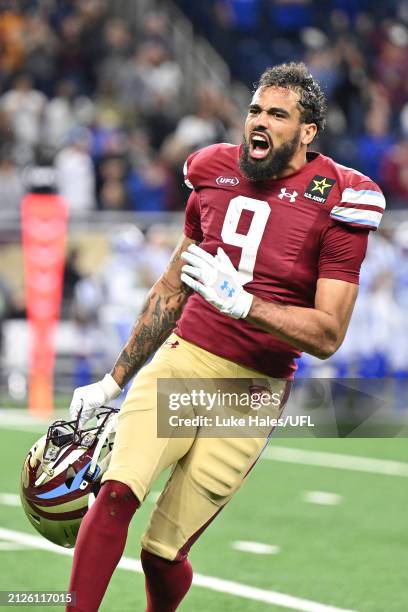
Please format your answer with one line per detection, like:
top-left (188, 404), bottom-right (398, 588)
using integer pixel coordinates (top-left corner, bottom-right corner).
top-left (21, 194), bottom-right (68, 417)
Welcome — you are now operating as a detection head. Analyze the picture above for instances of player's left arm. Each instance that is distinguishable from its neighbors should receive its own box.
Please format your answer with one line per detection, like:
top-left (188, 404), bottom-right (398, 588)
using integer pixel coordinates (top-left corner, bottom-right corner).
top-left (246, 279), bottom-right (358, 359)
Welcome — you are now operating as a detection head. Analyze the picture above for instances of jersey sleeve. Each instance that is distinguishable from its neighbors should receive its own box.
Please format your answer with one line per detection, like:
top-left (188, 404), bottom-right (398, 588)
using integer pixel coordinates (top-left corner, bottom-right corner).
top-left (330, 180), bottom-right (386, 231)
top-left (318, 222), bottom-right (369, 284)
top-left (183, 151), bottom-right (203, 241)
top-left (184, 190), bottom-right (203, 242)
top-left (183, 149), bottom-right (202, 190)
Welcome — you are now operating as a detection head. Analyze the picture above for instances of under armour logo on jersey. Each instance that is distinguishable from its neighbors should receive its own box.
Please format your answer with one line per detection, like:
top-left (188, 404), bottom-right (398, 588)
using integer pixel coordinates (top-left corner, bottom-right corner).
top-left (278, 188), bottom-right (298, 203)
top-left (220, 280), bottom-right (235, 298)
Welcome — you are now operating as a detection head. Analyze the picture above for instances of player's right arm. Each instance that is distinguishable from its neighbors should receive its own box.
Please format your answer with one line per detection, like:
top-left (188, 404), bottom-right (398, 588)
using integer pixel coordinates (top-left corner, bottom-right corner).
top-left (69, 233), bottom-right (197, 425)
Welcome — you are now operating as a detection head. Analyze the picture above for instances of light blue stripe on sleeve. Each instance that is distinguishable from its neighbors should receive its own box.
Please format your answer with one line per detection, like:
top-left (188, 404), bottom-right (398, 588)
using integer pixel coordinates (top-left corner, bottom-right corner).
top-left (330, 212), bottom-right (378, 228)
top-left (342, 189), bottom-right (382, 198)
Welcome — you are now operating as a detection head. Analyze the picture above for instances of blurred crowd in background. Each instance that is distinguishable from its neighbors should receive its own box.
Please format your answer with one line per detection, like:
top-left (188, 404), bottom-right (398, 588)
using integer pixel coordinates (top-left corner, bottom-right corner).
top-left (0, 0), bottom-right (240, 214)
top-left (178, 0), bottom-right (408, 206)
top-left (0, 0), bottom-right (407, 393)
top-left (0, 0), bottom-right (407, 214)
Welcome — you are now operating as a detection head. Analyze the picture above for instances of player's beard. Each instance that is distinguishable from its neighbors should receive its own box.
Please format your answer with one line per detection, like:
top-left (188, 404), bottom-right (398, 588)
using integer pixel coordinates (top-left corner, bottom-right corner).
top-left (239, 128), bottom-right (301, 181)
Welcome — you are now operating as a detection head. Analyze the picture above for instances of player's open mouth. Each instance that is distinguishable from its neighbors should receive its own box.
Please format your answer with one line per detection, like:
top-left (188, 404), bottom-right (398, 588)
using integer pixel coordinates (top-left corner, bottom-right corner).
top-left (249, 132), bottom-right (271, 160)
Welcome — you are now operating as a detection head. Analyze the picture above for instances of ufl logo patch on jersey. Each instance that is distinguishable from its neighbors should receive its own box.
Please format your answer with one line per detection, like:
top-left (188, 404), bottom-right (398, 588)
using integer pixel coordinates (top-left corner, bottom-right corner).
top-left (216, 176), bottom-right (240, 187)
top-left (304, 175), bottom-right (336, 204)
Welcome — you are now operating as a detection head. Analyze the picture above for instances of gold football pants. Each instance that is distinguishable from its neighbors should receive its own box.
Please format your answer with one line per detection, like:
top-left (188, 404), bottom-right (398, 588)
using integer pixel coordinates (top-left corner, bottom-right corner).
top-left (102, 333), bottom-right (288, 561)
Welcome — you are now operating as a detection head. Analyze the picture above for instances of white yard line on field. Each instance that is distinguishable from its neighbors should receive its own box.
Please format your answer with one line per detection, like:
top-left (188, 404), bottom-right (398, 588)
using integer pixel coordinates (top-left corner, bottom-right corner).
top-left (0, 494), bottom-right (20, 506)
top-left (232, 541), bottom-right (281, 555)
top-left (0, 542), bottom-right (28, 551)
top-left (0, 527), bottom-right (357, 612)
top-left (303, 491), bottom-right (342, 506)
top-left (262, 446), bottom-right (408, 477)
top-left (0, 409), bottom-right (67, 433)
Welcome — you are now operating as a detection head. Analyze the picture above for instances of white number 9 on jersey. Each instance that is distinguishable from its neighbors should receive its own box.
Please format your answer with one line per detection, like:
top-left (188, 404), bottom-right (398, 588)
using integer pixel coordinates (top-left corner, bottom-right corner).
top-left (221, 196), bottom-right (270, 284)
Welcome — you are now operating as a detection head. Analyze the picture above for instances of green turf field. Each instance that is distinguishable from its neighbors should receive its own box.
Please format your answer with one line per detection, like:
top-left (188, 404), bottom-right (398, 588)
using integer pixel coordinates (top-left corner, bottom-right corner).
top-left (0, 410), bottom-right (407, 611)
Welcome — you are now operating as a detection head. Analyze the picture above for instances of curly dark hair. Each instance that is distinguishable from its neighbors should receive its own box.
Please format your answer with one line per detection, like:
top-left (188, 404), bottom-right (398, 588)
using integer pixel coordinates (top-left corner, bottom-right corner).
top-left (255, 62), bottom-right (327, 132)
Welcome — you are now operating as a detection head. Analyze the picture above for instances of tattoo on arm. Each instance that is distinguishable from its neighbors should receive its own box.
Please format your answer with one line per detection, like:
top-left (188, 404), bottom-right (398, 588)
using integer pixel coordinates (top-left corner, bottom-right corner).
top-left (111, 236), bottom-right (196, 387)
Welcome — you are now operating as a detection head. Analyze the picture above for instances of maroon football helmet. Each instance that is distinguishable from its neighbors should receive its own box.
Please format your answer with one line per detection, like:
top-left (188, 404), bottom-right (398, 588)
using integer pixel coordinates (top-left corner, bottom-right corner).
top-left (20, 407), bottom-right (118, 548)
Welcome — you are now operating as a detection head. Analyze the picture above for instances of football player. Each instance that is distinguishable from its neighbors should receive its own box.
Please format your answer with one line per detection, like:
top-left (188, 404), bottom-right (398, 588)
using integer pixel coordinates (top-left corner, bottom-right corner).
top-left (66, 62), bottom-right (385, 611)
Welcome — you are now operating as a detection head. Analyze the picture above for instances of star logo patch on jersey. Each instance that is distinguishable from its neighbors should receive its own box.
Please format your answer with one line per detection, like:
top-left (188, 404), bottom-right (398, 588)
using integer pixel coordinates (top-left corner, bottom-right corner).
top-left (304, 175), bottom-right (336, 203)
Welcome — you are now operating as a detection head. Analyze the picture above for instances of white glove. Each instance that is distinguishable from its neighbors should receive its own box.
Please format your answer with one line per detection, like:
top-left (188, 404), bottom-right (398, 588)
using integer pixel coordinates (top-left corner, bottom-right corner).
top-left (69, 373), bottom-right (122, 427)
top-left (181, 244), bottom-right (253, 319)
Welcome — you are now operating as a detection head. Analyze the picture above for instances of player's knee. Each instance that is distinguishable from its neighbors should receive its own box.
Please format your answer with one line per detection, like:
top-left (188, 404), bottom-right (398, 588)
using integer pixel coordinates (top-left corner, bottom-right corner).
top-left (99, 480), bottom-right (140, 518)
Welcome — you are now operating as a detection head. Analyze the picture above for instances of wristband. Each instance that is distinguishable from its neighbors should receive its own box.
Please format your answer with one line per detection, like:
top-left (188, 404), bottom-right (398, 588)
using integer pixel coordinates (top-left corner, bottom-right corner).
top-left (100, 373), bottom-right (122, 400)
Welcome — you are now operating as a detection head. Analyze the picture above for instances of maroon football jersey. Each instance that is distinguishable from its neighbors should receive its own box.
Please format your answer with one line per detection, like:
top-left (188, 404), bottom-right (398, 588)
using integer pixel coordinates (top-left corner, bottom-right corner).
top-left (175, 143), bottom-right (386, 378)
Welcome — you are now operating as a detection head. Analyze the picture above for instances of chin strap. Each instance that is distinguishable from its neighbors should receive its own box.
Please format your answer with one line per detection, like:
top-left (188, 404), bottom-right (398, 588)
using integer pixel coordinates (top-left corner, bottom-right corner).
top-left (85, 411), bottom-right (118, 501)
